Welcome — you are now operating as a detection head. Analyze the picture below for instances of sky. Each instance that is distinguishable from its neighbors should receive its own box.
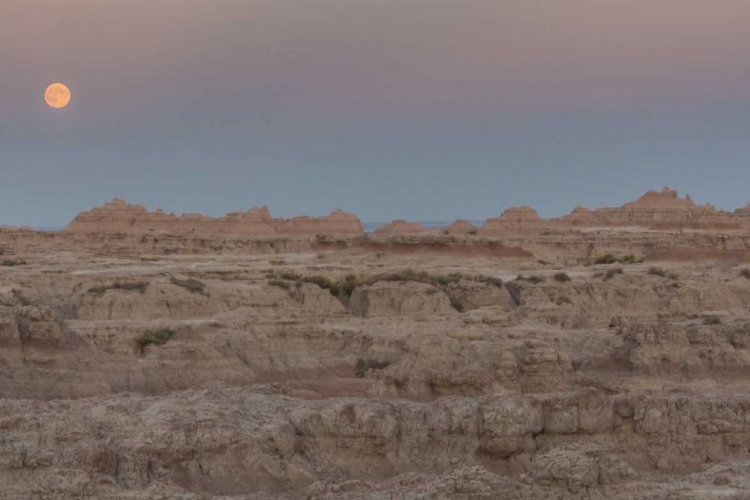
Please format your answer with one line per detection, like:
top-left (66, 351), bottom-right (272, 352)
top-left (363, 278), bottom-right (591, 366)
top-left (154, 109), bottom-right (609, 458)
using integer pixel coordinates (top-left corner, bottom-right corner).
top-left (2, 1), bottom-right (750, 227)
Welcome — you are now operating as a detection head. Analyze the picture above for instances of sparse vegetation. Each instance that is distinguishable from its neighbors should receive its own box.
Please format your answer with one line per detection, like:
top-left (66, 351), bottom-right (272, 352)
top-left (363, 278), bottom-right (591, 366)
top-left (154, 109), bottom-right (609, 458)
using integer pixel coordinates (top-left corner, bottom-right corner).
top-left (617, 254), bottom-right (644, 265)
top-left (526, 275), bottom-right (546, 284)
top-left (474, 276), bottom-right (503, 288)
top-left (170, 277), bottom-right (205, 294)
top-left (703, 316), bottom-right (722, 325)
top-left (467, 230), bottom-right (478, 235)
top-left (667, 271), bottom-right (680, 280)
top-left (553, 272), bottom-right (571, 282)
top-left (603, 268), bottom-right (623, 281)
top-left (592, 272), bottom-right (604, 279)
top-left (88, 281), bottom-right (149, 297)
top-left (1, 259), bottom-right (27, 267)
top-left (594, 253), bottom-right (643, 265)
top-left (354, 358), bottom-right (392, 378)
top-left (648, 267), bottom-right (667, 277)
top-left (537, 259), bottom-right (551, 265)
top-left (556, 295), bottom-right (573, 305)
top-left (269, 259), bottom-right (287, 266)
top-left (136, 328), bottom-right (174, 353)
top-left (268, 279), bottom-right (290, 290)
top-left (594, 254), bottom-right (617, 265)
top-left (279, 271), bottom-right (302, 281)
top-left (740, 268), bottom-right (750, 279)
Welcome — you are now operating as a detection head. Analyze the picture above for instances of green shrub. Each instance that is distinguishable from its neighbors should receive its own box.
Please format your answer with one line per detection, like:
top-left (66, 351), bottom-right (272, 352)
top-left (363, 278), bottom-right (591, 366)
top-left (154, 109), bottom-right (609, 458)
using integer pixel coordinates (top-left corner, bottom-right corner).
top-left (1, 259), bottom-right (27, 267)
top-left (527, 275), bottom-right (546, 284)
top-left (740, 268), bottom-right (750, 279)
top-left (667, 271), bottom-right (680, 280)
top-left (553, 272), bottom-right (571, 282)
top-left (594, 254), bottom-right (617, 265)
top-left (354, 358), bottom-right (392, 378)
top-left (603, 268), bottom-right (623, 281)
top-left (88, 281), bottom-right (149, 297)
top-left (170, 277), bottom-right (205, 293)
top-left (648, 267), bottom-right (666, 277)
top-left (703, 316), bottom-right (722, 325)
top-left (137, 328), bottom-right (174, 353)
top-left (268, 279), bottom-right (290, 290)
top-left (433, 273), bottom-right (463, 286)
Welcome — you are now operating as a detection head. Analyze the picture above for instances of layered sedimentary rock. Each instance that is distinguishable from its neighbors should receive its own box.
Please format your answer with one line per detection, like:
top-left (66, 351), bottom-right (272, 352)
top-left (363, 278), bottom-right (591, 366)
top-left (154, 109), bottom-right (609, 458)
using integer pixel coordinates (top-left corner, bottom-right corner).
top-left (479, 187), bottom-right (746, 235)
top-left (373, 219), bottom-right (427, 235)
top-left (556, 187), bottom-right (742, 230)
top-left (442, 219), bottom-right (478, 235)
top-left (64, 198), bottom-right (364, 235)
top-left (479, 206), bottom-right (547, 236)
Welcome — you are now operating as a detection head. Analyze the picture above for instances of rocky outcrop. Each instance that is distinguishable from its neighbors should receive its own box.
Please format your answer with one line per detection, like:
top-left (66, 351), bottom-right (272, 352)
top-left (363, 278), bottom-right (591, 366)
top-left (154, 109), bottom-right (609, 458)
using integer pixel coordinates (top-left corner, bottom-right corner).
top-left (350, 281), bottom-right (455, 318)
top-left (556, 187), bottom-right (742, 230)
top-left (479, 206), bottom-right (546, 236)
top-left (442, 219), bottom-right (478, 235)
top-left (64, 198), bottom-right (364, 235)
top-left (373, 220), bottom-right (428, 235)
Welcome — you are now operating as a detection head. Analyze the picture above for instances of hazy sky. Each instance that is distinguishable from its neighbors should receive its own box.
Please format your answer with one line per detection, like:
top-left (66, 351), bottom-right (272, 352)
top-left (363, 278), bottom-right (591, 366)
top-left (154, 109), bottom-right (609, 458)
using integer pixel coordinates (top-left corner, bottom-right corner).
top-left (2, 1), bottom-right (750, 226)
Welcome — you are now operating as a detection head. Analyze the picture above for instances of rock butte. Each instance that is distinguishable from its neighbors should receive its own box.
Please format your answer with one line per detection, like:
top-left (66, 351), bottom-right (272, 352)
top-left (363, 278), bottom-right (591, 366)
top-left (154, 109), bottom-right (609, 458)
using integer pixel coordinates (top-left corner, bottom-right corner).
top-left (3, 187), bottom-right (750, 498)
top-left (64, 198), bottom-right (364, 235)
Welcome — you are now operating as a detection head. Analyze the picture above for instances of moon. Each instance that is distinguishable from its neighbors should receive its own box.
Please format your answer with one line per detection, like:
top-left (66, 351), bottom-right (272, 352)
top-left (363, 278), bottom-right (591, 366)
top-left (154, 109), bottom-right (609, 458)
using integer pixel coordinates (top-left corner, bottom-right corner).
top-left (44, 83), bottom-right (71, 109)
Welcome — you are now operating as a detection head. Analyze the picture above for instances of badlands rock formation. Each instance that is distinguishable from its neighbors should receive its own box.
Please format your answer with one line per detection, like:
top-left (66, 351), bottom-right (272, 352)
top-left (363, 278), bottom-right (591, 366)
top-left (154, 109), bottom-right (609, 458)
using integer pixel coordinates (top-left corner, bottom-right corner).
top-left (372, 219), bottom-right (427, 235)
top-left (442, 219), bottom-right (478, 235)
top-left (64, 198), bottom-right (364, 235)
top-left (2, 190), bottom-right (750, 498)
top-left (479, 187), bottom-right (746, 236)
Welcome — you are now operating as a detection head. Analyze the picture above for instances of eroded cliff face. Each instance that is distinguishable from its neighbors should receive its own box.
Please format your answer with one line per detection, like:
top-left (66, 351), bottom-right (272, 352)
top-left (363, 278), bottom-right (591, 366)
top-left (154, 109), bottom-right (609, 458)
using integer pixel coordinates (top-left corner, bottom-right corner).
top-left (478, 187), bottom-right (747, 236)
top-left (63, 198), bottom-right (364, 235)
top-left (3, 231), bottom-right (750, 498)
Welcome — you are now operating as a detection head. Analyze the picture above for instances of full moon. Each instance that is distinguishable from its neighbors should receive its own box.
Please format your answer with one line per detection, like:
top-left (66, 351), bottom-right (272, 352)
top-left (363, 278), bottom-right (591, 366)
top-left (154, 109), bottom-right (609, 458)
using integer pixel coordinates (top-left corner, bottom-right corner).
top-left (44, 83), bottom-right (71, 109)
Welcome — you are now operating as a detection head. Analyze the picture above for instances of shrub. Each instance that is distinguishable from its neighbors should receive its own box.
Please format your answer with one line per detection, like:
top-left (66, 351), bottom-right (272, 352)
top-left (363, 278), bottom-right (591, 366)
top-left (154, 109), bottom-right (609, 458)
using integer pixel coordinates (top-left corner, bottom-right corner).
top-left (302, 275), bottom-right (338, 295)
top-left (338, 274), bottom-right (359, 297)
top-left (433, 273), bottom-right (463, 286)
top-left (268, 279), bottom-right (290, 290)
top-left (667, 271), bottom-right (680, 280)
top-left (648, 267), bottom-right (666, 277)
top-left (1, 259), bottom-right (27, 267)
top-left (603, 268), bottom-right (623, 281)
top-left (703, 316), bottom-right (722, 325)
top-left (88, 281), bottom-right (149, 297)
top-left (136, 328), bottom-right (174, 353)
top-left (467, 230), bottom-right (478, 235)
top-left (474, 275), bottom-right (503, 288)
top-left (442, 230), bottom-right (450, 235)
top-left (537, 259), bottom-right (551, 265)
top-left (354, 358), bottom-right (392, 378)
top-left (594, 254), bottom-right (617, 265)
top-left (527, 275), bottom-right (545, 284)
top-left (553, 272), bottom-right (571, 282)
top-left (170, 277), bottom-right (205, 293)
top-left (740, 268), bottom-right (750, 279)
top-left (556, 295), bottom-right (573, 305)
top-left (617, 254), bottom-right (644, 265)
top-left (279, 271), bottom-right (302, 281)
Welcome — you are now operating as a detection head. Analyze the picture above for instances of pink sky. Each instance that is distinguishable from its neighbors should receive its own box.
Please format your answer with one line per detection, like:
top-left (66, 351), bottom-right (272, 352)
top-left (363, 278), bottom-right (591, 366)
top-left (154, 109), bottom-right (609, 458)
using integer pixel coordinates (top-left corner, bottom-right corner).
top-left (3, 1), bottom-right (750, 114)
